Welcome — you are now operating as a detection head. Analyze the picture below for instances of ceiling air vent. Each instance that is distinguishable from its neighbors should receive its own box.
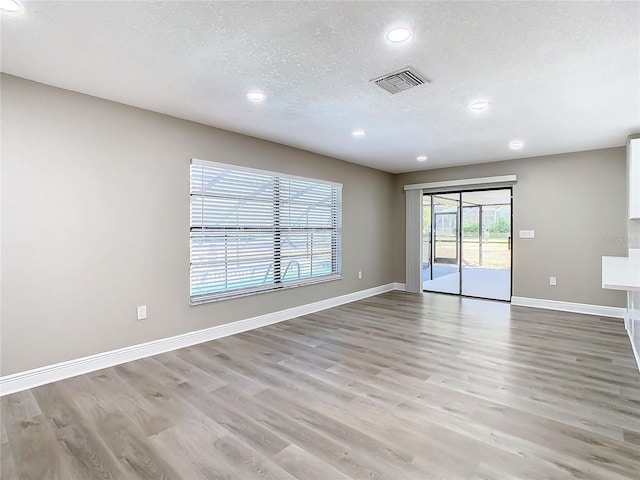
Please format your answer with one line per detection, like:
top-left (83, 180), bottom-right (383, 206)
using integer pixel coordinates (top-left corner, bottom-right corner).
top-left (371, 67), bottom-right (430, 95)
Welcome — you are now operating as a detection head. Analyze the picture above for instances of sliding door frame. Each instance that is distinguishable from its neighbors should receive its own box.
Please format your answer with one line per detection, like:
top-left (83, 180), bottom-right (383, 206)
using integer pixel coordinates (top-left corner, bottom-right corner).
top-left (423, 186), bottom-right (513, 302)
top-left (429, 192), bottom-right (462, 293)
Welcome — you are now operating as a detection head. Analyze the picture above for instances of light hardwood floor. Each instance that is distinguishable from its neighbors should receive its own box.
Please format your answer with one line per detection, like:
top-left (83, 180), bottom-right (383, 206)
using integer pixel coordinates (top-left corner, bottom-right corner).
top-left (2, 291), bottom-right (639, 479)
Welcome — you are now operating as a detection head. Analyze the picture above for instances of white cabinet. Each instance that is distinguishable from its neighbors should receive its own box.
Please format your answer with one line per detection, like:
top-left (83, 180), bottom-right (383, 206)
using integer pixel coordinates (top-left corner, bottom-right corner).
top-left (602, 249), bottom-right (640, 372)
top-left (630, 137), bottom-right (640, 219)
top-left (627, 290), bottom-right (640, 371)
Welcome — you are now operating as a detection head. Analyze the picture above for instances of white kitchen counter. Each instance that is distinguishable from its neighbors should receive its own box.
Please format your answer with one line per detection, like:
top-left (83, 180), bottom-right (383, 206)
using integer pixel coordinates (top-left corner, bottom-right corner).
top-left (602, 249), bottom-right (640, 291)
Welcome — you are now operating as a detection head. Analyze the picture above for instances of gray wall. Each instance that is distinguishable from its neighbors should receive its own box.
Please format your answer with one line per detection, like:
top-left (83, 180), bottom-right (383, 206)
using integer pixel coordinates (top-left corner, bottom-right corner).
top-left (0, 75), bottom-right (396, 375)
top-left (628, 135), bottom-right (640, 249)
top-left (630, 220), bottom-right (640, 249)
top-left (393, 149), bottom-right (628, 307)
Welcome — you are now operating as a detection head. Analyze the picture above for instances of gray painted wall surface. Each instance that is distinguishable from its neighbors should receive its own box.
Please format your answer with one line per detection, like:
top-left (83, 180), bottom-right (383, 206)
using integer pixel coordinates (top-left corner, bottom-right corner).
top-left (393, 149), bottom-right (628, 307)
top-left (0, 75), bottom-right (395, 375)
top-left (628, 135), bottom-right (640, 249)
top-left (630, 220), bottom-right (640, 249)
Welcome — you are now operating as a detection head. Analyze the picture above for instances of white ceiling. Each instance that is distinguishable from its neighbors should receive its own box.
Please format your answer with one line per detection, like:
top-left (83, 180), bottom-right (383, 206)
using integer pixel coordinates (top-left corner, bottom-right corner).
top-left (1, 1), bottom-right (639, 173)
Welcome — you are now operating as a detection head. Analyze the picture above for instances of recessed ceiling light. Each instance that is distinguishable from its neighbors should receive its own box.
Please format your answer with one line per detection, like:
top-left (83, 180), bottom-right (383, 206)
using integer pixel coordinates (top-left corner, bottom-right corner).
top-left (0, 0), bottom-right (22, 13)
top-left (469, 100), bottom-right (491, 111)
top-left (509, 140), bottom-right (524, 150)
top-left (351, 129), bottom-right (366, 137)
top-left (416, 155), bottom-right (428, 162)
top-left (386, 27), bottom-right (412, 43)
top-left (246, 91), bottom-right (266, 102)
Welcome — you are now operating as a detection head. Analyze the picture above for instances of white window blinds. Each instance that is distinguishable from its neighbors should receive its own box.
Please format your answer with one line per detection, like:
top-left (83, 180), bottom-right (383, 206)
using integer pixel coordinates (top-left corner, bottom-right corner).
top-left (190, 159), bottom-right (342, 304)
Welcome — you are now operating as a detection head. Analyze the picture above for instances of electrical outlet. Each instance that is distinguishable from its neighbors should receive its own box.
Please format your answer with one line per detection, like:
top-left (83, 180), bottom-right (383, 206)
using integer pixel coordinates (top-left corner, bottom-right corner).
top-left (549, 276), bottom-right (557, 286)
top-left (137, 305), bottom-right (147, 320)
top-left (358, 271), bottom-right (363, 280)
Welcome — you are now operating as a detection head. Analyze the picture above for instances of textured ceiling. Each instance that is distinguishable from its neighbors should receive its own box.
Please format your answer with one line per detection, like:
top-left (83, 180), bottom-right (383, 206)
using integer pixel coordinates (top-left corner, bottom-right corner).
top-left (1, 1), bottom-right (639, 173)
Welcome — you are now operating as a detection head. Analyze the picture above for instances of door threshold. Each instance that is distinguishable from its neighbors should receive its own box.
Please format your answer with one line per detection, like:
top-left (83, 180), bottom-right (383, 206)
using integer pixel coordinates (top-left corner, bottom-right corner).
top-left (423, 290), bottom-right (511, 303)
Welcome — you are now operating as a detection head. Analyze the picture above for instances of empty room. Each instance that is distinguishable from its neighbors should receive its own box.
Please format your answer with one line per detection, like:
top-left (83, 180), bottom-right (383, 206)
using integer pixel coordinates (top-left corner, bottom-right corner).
top-left (1, 1), bottom-right (640, 479)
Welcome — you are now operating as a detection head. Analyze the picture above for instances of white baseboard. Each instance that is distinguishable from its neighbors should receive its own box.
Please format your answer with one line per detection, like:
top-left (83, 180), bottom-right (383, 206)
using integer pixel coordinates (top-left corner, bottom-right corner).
top-left (0, 283), bottom-right (396, 397)
top-left (393, 282), bottom-right (406, 291)
top-left (511, 296), bottom-right (626, 319)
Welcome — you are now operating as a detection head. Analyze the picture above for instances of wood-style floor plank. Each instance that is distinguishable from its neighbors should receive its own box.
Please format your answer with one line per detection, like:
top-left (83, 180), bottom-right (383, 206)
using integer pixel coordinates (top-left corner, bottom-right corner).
top-left (2, 291), bottom-right (639, 479)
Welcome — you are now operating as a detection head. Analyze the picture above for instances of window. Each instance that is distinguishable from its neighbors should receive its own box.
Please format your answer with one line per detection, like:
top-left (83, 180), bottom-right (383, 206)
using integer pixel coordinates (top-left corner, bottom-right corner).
top-left (190, 159), bottom-right (342, 304)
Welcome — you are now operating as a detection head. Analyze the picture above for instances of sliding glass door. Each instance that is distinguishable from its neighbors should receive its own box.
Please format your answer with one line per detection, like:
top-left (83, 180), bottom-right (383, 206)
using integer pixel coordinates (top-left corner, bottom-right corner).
top-left (423, 188), bottom-right (512, 301)
top-left (460, 190), bottom-right (511, 300)
top-left (423, 194), bottom-right (460, 293)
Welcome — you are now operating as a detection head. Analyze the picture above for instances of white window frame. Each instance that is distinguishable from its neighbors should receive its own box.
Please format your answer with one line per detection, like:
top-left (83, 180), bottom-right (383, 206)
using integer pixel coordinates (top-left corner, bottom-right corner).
top-left (190, 159), bottom-right (342, 304)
